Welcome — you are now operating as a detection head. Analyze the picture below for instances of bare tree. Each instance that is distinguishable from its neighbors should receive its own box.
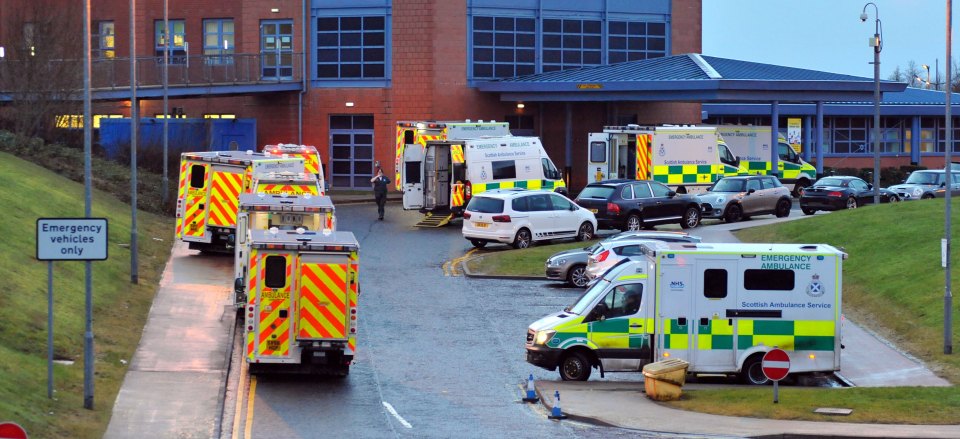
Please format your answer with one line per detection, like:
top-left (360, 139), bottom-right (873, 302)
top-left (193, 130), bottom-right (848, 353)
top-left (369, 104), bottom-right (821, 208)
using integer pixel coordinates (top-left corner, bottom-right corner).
top-left (0, 0), bottom-right (83, 139)
top-left (888, 65), bottom-right (904, 82)
top-left (905, 60), bottom-right (922, 88)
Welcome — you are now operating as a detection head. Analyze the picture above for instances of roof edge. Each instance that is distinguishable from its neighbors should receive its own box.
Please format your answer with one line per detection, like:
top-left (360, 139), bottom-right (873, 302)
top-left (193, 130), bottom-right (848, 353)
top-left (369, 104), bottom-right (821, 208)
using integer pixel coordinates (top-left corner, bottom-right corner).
top-left (688, 53), bottom-right (722, 79)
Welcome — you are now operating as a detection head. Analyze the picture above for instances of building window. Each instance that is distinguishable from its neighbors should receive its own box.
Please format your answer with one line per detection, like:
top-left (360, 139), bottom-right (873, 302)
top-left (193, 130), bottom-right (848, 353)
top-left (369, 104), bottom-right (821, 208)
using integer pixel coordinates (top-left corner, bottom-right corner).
top-left (921, 117), bottom-right (937, 153)
top-left (542, 19), bottom-right (601, 72)
top-left (93, 21), bottom-right (115, 59)
top-left (879, 117), bottom-right (904, 153)
top-left (608, 21), bottom-right (667, 64)
top-left (155, 19), bottom-right (186, 64)
top-left (204, 113), bottom-right (236, 119)
top-left (203, 19), bottom-right (234, 65)
top-left (472, 16), bottom-right (536, 79)
top-left (316, 16), bottom-right (386, 79)
top-left (937, 117), bottom-right (960, 152)
top-left (93, 114), bottom-right (123, 128)
top-left (505, 114), bottom-right (535, 135)
top-left (329, 115), bottom-right (375, 189)
top-left (831, 117), bottom-right (868, 154)
top-left (55, 115), bottom-right (83, 129)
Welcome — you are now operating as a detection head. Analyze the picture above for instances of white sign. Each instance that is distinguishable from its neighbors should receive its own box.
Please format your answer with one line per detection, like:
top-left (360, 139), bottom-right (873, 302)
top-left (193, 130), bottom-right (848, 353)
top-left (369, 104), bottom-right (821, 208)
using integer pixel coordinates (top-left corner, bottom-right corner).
top-left (36, 218), bottom-right (108, 261)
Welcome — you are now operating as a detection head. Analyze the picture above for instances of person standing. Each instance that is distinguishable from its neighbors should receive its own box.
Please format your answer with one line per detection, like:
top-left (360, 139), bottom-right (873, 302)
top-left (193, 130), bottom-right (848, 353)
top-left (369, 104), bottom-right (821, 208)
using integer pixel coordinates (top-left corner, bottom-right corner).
top-left (370, 167), bottom-right (390, 220)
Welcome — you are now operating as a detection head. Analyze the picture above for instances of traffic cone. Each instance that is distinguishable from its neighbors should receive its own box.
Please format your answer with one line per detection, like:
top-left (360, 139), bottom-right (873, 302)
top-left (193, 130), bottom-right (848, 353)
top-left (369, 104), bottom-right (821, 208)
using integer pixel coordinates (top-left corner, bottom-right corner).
top-left (548, 390), bottom-right (567, 420)
top-left (522, 374), bottom-right (539, 403)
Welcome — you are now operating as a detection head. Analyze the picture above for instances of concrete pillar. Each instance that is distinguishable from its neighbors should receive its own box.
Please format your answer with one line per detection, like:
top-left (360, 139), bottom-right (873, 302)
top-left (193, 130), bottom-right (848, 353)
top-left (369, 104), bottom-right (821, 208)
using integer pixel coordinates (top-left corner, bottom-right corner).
top-left (911, 116), bottom-right (921, 165)
top-left (771, 101), bottom-right (779, 176)
top-left (816, 101), bottom-right (824, 177)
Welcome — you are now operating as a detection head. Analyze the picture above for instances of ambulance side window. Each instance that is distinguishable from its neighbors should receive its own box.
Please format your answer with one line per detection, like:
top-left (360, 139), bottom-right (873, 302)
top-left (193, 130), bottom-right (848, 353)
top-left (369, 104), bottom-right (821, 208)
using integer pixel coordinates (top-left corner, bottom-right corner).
top-left (264, 256), bottom-right (287, 288)
top-left (542, 158), bottom-right (560, 179)
top-left (744, 269), bottom-right (794, 291)
top-left (190, 165), bottom-right (206, 188)
top-left (492, 160), bottom-right (516, 180)
top-left (597, 284), bottom-right (643, 319)
top-left (703, 269), bottom-right (727, 299)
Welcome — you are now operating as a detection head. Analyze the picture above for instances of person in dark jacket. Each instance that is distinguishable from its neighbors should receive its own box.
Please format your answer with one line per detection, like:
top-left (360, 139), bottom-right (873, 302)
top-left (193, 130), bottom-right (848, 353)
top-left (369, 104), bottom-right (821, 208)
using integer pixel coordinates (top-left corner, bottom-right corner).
top-left (370, 167), bottom-right (390, 220)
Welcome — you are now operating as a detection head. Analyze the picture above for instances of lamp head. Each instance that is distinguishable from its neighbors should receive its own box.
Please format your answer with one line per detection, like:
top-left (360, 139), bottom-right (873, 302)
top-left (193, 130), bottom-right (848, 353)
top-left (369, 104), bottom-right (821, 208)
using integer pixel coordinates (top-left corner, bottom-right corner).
top-left (859, 12), bottom-right (868, 22)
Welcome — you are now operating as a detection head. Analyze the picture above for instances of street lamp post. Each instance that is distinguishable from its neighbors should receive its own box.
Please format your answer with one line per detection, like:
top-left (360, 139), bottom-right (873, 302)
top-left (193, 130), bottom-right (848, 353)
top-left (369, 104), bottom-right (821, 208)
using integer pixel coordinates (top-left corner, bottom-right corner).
top-left (923, 64), bottom-right (932, 89)
top-left (861, 3), bottom-right (883, 205)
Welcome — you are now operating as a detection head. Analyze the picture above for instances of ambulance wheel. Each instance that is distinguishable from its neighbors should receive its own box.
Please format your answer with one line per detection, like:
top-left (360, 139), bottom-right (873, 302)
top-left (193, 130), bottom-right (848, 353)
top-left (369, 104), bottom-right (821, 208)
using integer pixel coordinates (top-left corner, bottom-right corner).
top-left (512, 228), bottom-right (532, 249)
top-left (624, 214), bottom-right (642, 231)
top-left (723, 204), bottom-right (743, 223)
top-left (775, 199), bottom-right (792, 218)
top-left (680, 206), bottom-right (701, 229)
top-left (470, 239), bottom-right (488, 249)
top-left (567, 264), bottom-right (589, 288)
top-left (740, 354), bottom-right (769, 385)
top-left (559, 351), bottom-right (592, 381)
top-left (576, 222), bottom-right (594, 241)
top-left (792, 180), bottom-right (810, 198)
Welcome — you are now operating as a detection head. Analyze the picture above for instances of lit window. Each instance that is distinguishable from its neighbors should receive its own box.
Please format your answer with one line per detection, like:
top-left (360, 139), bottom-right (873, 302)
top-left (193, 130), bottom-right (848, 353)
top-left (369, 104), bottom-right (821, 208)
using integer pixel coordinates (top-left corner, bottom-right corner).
top-left (93, 21), bottom-right (115, 59)
top-left (203, 19), bottom-right (234, 65)
top-left (155, 19), bottom-right (187, 64)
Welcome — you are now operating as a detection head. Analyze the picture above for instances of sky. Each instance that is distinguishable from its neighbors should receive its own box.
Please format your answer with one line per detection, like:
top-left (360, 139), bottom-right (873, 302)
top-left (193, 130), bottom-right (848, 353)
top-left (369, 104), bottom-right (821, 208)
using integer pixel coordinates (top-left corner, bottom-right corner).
top-left (703, 0), bottom-right (958, 84)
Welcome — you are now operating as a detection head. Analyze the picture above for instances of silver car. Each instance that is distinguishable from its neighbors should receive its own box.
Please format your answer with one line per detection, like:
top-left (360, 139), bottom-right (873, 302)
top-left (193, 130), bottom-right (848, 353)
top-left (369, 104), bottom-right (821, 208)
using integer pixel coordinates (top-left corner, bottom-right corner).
top-left (584, 234), bottom-right (702, 281)
top-left (887, 170), bottom-right (960, 200)
top-left (545, 231), bottom-right (697, 287)
top-left (698, 176), bottom-right (793, 223)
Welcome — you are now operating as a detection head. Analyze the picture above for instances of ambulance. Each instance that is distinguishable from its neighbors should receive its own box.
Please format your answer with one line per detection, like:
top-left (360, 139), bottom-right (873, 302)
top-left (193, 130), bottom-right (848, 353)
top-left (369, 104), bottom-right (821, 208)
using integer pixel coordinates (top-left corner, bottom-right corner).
top-left (252, 171), bottom-right (325, 196)
top-left (175, 151), bottom-right (304, 252)
top-left (400, 135), bottom-right (566, 226)
top-left (526, 241), bottom-right (845, 384)
top-left (233, 192), bottom-right (337, 308)
top-left (586, 125), bottom-right (743, 194)
top-left (713, 125), bottom-right (817, 197)
top-left (393, 120), bottom-right (513, 191)
top-left (240, 228), bottom-right (359, 375)
top-left (263, 144), bottom-right (327, 192)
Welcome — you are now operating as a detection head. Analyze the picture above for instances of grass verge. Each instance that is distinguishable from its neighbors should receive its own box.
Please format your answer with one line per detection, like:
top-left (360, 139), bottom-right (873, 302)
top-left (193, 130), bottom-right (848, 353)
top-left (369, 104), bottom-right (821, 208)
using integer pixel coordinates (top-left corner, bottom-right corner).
top-left (464, 239), bottom-right (598, 277)
top-left (0, 152), bottom-right (173, 438)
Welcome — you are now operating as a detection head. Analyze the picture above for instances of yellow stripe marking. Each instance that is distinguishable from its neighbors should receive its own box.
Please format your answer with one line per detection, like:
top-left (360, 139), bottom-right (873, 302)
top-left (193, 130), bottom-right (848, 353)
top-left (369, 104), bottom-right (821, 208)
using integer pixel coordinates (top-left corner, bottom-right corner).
top-left (231, 357), bottom-right (249, 439)
top-left (244, 375), bottom-right (256, 439)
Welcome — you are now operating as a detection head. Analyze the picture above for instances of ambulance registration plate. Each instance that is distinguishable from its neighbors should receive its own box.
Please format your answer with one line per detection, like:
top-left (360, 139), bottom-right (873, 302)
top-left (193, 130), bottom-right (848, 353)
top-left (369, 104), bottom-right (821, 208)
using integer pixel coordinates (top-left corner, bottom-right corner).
top-left (262, 288), bottom-right (289, 300)
top-left (474, 222), bottom-right (490, 228)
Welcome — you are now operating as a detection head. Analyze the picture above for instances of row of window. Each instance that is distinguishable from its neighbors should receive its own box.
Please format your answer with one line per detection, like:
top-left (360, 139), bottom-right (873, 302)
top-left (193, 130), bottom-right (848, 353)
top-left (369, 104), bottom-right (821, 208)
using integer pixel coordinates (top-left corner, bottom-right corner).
top-left (55, 113), bottom-right (236, 129)
top-left (91, 18), bottom-right (239, 64)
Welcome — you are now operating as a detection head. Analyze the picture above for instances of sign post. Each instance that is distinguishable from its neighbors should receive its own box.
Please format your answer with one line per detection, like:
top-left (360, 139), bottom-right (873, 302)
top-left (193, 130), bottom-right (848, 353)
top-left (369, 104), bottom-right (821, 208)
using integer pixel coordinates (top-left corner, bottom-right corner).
top-left (36, 218), bottom-right (108, 403)
top-left (762, 348), bottom-right (791, 404)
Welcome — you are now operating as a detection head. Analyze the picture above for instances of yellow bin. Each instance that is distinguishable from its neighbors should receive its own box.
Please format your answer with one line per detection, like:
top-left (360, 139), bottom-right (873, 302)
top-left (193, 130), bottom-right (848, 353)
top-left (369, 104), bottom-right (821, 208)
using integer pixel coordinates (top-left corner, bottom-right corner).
top-left (642, 359), bottom-right (690, 401)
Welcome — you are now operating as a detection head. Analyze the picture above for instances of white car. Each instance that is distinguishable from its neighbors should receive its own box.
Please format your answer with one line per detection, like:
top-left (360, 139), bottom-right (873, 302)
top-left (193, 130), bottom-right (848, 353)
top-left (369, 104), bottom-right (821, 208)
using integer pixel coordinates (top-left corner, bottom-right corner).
top-left (585, 235), bottom-right (701, 280)
top-left (462, 189), bottom-right (597, 249)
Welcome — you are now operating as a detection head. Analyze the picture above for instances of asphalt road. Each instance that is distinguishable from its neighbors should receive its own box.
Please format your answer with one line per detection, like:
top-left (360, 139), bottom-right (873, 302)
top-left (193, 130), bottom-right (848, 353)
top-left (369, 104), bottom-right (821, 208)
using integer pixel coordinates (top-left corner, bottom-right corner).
top-left (236, 203), bottom-right (686, 438)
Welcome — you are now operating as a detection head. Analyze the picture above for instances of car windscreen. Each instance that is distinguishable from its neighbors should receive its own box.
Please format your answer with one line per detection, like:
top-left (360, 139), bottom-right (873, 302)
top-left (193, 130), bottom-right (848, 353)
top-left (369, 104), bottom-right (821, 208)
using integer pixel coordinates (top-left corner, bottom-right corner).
top-left (813, 178), bottom-right (846, 187)
top-left (577, 186), bottom-right (615, 199)
top-left (465, 196), bottom-right (504, 213)
top-left (567, 279), bottom-right (609, 315)
top-left (712, 179), bottom-right (745, 192)
top-left (905, 172), bottom-right (940, 185)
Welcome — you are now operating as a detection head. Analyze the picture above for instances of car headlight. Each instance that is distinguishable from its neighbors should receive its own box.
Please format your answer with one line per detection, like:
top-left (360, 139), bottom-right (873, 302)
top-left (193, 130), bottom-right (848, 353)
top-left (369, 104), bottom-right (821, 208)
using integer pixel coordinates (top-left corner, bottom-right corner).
top-left (715, 197), bottom-right (725, 204)
top-left (547, 258), bottom-right (565, 267)
top-left (913, 188), bottom-right (923, 196)
top-left (535, 330), bottom-right (556, 346)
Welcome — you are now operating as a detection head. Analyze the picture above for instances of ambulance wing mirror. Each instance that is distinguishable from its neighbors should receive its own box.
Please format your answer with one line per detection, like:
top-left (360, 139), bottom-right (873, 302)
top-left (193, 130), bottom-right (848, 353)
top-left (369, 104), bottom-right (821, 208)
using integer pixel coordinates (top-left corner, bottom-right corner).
top-left (234, 277), bottom-right (244, 294)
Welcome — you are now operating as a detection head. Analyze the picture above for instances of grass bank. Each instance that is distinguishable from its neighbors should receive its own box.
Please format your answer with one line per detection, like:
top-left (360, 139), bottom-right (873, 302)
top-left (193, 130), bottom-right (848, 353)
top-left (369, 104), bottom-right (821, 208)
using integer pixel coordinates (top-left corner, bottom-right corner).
top-left (0, 152), bottom-right (173, 438)
top-left (463, 240), bottom-right (596, 277)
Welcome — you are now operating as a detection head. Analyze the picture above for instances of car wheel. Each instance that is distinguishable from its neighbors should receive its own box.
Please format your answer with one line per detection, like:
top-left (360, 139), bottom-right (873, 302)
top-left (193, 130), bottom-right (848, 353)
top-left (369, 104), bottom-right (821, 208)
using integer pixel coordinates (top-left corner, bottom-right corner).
top-left (845, 197), bottom-right (858, 210)
top-left (680, 206), bottom-right (701, 229)
top-left (801, 207), bottom-right (816, 216)
top-left (775, 199), bottom-right (792, 218)
top-left (624, 214), bottom-right (642, 231)
top-left (922, 193), bottom-right (935, 200)
top-left (576, 222), bottom-right (594, 241)
top-left (889, 195), bottom-right (900, 203)
top-left (724, 204), bottom-right (743, 223)
top-left (559, 350), bottom-right (592, 381)
top-left (470, 239), bottom-right (487, 249)
top-left (740, 354), bottom-right (769, 385)
top-left (512, 228), bottom-right (532, 249)
top-left (567, 264), bottom-right (588, 288)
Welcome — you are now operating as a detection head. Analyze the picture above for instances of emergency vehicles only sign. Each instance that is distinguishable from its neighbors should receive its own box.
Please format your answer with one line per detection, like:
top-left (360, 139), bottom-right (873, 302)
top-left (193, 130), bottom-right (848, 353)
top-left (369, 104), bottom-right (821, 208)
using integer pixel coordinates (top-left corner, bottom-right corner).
top-left (36, 218), bottom-right (108, 261)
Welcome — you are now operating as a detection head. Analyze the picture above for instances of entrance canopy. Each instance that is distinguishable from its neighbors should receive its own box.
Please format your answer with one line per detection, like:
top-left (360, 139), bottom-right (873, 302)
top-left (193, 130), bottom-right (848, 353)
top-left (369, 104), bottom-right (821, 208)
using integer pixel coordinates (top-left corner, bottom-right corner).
top-left (476, 54), bottom-right (906, 103)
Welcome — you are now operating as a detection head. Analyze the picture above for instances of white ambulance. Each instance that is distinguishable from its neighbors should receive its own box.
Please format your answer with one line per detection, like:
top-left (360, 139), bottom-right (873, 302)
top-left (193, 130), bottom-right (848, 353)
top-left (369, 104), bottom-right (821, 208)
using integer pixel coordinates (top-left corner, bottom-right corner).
top-left (526, 241), bottom-right (845, 384)
top-left (400, 135), bottom-right (566, 225)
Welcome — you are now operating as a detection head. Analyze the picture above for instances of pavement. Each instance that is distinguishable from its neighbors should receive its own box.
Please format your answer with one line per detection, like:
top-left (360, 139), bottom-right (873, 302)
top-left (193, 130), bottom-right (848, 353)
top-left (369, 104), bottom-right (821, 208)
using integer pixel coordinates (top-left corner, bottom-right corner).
top-left (103, 194), bottom-right (956, 438)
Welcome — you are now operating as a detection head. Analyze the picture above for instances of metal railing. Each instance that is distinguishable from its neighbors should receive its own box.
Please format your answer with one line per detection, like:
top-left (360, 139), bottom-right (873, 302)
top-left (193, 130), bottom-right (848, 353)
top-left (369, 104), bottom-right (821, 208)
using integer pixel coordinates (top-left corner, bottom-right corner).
top-left (0, 52), bottom-right (303, 94)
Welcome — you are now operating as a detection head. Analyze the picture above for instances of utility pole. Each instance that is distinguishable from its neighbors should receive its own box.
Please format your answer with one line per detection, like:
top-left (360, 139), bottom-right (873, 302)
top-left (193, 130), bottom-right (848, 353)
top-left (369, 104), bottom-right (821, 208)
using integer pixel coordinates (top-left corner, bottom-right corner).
top-left (162, 0), bottom-right (169, 204)
top-left (944, 0), bottom-right (953, 355)
top-left (81, 0), bottom-right (96, 410)
top-left (129, 0), bottom-right (138, 284)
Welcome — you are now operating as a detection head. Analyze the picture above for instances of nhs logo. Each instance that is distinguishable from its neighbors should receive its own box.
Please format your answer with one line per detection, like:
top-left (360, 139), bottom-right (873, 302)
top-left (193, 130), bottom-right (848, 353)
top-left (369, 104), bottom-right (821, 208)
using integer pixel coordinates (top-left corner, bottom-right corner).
top-left (669, 280), bottom-right (685, 290)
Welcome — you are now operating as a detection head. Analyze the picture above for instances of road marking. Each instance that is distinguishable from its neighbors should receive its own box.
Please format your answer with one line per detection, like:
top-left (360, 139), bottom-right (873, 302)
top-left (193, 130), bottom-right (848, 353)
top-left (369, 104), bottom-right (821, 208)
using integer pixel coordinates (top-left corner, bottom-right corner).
top-left (244, 376), bottom-right (257, 439)
top-left (444, 248), bottom-right (478, 276)
top-left (231, 358), bottom-right (249, 439)
top-left (381, 401), bottom-right (413, 429)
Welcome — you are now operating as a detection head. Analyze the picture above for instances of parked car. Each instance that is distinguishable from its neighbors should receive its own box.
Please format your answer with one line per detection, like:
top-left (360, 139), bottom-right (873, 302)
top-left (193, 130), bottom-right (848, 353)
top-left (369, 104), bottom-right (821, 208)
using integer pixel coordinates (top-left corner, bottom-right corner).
top-left (886, 169), bottom-right (960, 200)
top-left (462, 189), bottom-right (597, 249)
top-left (697, 175), bottom-right (792, 223)
top-left (800, 176), bottom-right (899, 215)
top-left (585, 235), bottom-right (702, 281)
top-left (573, 179), bottom-right (702, 231)
top-left (545, 231), bottom-right (699, 288)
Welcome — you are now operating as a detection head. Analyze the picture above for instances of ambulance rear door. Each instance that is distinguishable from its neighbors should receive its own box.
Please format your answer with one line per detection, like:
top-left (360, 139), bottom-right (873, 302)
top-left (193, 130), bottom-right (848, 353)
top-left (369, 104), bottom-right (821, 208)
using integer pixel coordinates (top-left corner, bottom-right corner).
top-left (691, 258), bottom-right (739, 372)
top-left (297, 252), bottom-right (351, 342)
top-left (402, 143), bottom-right (424, 209)
top-left (251, 251), bottom-right (297, 363)
top-left (208, 165), bottom-right (245, 230)
top-left (588, 133), bottom-right (612, 183)
top-left (181, 161), bottom-right (212, 242)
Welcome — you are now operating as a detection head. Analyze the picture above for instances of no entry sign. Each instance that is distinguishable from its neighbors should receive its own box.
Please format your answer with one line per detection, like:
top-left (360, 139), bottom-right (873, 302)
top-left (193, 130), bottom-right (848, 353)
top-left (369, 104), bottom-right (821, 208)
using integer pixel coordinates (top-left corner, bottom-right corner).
top-left (0, 422), bottom-right (28, 439)
top-left (762, 348), bottom-right (791, 381)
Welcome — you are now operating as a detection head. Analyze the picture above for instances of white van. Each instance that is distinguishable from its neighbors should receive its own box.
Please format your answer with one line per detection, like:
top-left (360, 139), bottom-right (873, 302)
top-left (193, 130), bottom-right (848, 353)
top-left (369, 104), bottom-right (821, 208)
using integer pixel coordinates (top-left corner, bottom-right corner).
top-left (401, 135), bottom-right (566, 217)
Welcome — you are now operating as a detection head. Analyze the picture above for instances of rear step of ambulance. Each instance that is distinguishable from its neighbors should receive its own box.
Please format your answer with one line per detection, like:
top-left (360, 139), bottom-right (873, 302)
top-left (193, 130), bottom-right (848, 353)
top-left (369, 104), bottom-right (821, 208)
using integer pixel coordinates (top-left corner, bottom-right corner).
top-left (415, 212), bottom-right (455, 228)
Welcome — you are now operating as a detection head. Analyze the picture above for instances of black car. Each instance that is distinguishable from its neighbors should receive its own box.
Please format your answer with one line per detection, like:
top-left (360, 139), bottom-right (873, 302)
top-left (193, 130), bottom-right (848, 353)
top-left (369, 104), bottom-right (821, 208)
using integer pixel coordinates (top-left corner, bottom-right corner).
top-left (574, 179), bottom-right (702, 230)
top-left (799, 176), bottom-right (900, 215)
